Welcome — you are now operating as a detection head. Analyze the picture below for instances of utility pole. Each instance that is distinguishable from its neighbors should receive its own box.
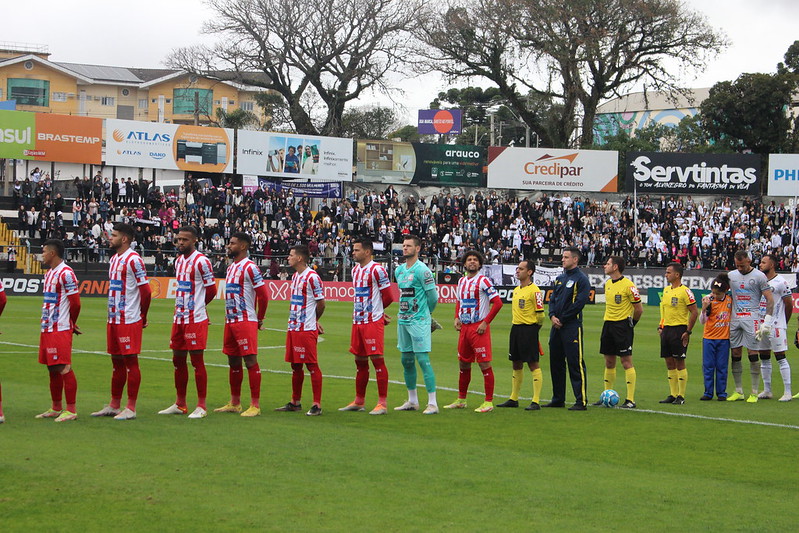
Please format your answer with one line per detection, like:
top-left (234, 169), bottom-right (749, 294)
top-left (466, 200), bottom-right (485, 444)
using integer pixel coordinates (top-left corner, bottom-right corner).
top-left (194, 91), bottom-right (200, 126)
top-left (490, 113), bottom-right (495, 146)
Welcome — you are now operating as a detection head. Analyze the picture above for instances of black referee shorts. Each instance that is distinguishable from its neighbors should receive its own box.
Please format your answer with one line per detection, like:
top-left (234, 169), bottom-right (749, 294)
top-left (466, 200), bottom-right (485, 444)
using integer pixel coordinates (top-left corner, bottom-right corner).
top-left (660, 325), bottom-right (688, 359)
top-left (600, 319), bottom-right (634, 357)
top-left (509, 324), bottom-right (541, 363)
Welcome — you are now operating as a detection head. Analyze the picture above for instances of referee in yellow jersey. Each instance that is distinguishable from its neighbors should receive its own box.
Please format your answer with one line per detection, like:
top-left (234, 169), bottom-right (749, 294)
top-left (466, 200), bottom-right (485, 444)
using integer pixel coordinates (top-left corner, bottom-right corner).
top-left (497, 260), bottom-right (546, 410)
top-left (658, 262), bottom-right (698, 405)
top-left (592, 256), bottom-right (643, 409)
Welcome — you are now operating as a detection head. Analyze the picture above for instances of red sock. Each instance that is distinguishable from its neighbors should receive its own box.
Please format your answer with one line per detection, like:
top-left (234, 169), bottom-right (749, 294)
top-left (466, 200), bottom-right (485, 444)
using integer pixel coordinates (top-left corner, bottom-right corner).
top-left (110, 358), bottom-right (126, 409)
top-left (307, 363), bottom-right (323, 406)
top-left (49, 371), bottom-right (64, 411)
top-left (482, 367), bottom-right (495, 402)
top-left (173, 356), bottom-right (189, 407)
top-left (247, 364), bottom-right (261, 408)
top-left (458, 367), bottom-right (472, 399)
top-left (190, 353), bottom-right (207, 409)
top-left (124, 356), bottom-right (141, 411)
top-left (372, 357), bottom-right (389, 404)
top-left (355, 359), bottom-right (369, 404)
top-left (291, 363), bottom-right (304, 403)
top-left (63, 369), bottom-right (77, 413)
top-left (229, 367), bottom-right (243, 405)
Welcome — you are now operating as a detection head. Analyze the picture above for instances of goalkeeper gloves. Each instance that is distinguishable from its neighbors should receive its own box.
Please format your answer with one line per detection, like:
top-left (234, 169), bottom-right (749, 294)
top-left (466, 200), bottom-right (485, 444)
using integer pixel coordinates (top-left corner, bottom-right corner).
top-left (756, 315), bottom-right (774, 341)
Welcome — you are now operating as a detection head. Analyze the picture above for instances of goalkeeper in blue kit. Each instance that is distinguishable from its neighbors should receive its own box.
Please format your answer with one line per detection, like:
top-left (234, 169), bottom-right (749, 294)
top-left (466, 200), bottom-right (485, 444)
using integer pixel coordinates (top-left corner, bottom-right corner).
top-left (394, 235), bottom-right (439, 415)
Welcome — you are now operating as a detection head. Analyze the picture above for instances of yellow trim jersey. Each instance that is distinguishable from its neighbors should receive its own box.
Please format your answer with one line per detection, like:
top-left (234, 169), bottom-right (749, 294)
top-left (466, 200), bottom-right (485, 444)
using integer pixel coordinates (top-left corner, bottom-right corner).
top-left (603, 276), bottom-right (641, 321)
top-left (660, 284), bottom-right (696, 327)
top-left (512, 282), bottom-right (545, 325)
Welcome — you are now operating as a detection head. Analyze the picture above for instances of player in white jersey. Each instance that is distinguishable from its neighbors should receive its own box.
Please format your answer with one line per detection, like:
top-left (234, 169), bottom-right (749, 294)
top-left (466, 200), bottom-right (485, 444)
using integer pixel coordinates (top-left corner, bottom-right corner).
top-left (726, 250), bottom-right (774, 403)
top-left (339, 238), bottom-right (394, 415)
top-left (756, 254), bottom-right (793, 401)
top-left (92, 223), bottom-right (151, 421)
top-left (444, 250), bottom-right (503, 413)
top-left (36, 240), bottom-right (81, 422)
top-left (158, 227), bottom-right (218, 418)
top-left (275, 245), bottom-right (326, 416)
top-left (215, 232), bottom-right (268, 417)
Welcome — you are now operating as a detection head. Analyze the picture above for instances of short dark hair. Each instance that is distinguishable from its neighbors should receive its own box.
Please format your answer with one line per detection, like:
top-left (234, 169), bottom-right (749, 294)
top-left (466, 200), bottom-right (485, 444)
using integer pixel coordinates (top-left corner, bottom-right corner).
top-left (42, 239), bottom-right (65, 258)
top-left (178, 226), bottom-right (198, 238)
top-left (113, 223), bottom-right (135, 242)
top-left (564, 247), bottom-right (581, 260)
top-left (764, 253), bottom-right (779, 267)
top-left (734, 250), bottom-right (750, 261)
top-left (354, 238), bottom-right (374, 253)
top-left (608, 256), bottom-right (625, 274)
top-left (711, 272), bottom-right (730, 292)
top-left (666, 261), bottom-right (684, 276)
top-left (519, 259), bottom-right (535, 273)
top-left (403, 234), bottom-right (421, 247)
top-left (291, 244), bottom-right (310, 262)
top-left (461, 249), bottom-right (484, 267)
top-left (230, 232), bottom-right (251, 247)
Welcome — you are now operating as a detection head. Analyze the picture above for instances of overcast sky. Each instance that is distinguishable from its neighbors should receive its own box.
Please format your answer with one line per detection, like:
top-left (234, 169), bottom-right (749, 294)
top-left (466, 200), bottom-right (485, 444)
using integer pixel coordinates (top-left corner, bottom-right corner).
top-left (4, 0), bottom-right (797, 123)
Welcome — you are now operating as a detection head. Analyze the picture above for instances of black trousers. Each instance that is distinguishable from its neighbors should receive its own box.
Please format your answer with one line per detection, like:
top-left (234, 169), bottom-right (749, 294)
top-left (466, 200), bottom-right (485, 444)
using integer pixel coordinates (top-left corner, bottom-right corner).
top-left (549, 321), bottom-right (587, 405)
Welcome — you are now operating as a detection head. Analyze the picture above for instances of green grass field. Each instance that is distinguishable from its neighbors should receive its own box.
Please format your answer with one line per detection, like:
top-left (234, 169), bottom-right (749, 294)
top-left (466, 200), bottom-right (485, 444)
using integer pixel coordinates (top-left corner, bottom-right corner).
top-left (2, 297), bottom-right (798, 532)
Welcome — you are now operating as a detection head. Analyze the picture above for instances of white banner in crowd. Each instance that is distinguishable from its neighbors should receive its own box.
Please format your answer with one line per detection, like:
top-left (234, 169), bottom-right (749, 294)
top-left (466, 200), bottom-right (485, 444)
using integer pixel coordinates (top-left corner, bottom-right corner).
top-left (105, 119), bottom-right (234, 173)
top-left (237, 130), bottom-right (353, 181)
top-left (768, 154), bottom-right (799, 197)
top-left (487, 146), bottom-right (618, 192)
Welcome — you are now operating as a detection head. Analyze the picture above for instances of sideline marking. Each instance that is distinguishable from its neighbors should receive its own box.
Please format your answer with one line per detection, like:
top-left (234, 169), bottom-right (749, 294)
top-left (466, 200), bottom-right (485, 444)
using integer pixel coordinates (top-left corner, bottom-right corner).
top-left (2, 341), bottom-right (797, 430)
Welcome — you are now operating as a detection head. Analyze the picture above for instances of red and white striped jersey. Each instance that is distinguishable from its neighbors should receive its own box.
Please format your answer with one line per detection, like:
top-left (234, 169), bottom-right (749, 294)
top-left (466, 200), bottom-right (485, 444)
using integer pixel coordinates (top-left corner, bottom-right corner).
top-left (41, 262), bottom-right (79, 333)
top-left (224, 257), bottom-right (264, 323)
top-left (352, 260), bottom-right (391, 324)
top-left (108, 248), bottom-right (148, 324)
top-left (174, 250), bottom-right (215, 324)
top-left (457, 274), bottom-right (499, 325)
top-left (288, 267), bottom-right (324, 331)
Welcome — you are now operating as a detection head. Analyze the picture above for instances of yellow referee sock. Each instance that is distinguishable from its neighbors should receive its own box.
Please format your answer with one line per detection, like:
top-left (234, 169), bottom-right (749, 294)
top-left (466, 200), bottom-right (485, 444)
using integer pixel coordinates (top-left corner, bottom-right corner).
top-left (510, 369), bottom-right (523, 401)
top-left (677, 368), bottom-right (688, 397)
top-left (603, 368), bottom-right (616, 391)
top-left (625, 367), bottom-right (636, 402)
top-left (668, 369), bottom-right (679, 397)
top-left (531, 368), bottom-right (543, 404)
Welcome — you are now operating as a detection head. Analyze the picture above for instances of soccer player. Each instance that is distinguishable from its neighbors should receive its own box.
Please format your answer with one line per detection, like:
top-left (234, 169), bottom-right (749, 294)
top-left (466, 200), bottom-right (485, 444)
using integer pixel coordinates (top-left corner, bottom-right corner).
top-left (36, 240), bottom-right (81, 422)
top-left (727, 250), bottom-right (774, 403)
top-left (92, 223), bottom-right (151, 421)
top-left (444, 250), bottom-right (503, 413)
top-left (158, 227), bottom-right (218, 419)
top-left (339, 238), bottom-right (394, 415)
top-left (275, 244), bottom-right (325, 416)
top-left (215, 232), bottom-right (268, 417)
top-left (546, 247), bottom-right (591, 410)
top-left (593, 256), bottom-right (643, 409)
top-left (497, 260), bottom-right (545, 411)
top-left (0, 283), bottom-right (7, 424)
top-left (756, 254), bottom-right (792, 401)
top-left (699, 274), bottom-right (732, 401)
top-left (394, 235), bottom-right (439, 415)
top-left (658, 262), bottom-right (698, 405)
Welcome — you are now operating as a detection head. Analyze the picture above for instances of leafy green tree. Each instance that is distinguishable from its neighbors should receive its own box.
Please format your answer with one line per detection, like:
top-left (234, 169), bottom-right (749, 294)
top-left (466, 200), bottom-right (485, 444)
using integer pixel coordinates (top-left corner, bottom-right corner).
top-left (340, 106), bottom-right (401, 140)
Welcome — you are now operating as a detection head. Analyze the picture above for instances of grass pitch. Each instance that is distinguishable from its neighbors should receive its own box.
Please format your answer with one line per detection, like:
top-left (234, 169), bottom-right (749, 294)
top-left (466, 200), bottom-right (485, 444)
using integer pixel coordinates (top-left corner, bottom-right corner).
top-left (1, 297), bottom-right (798, 531)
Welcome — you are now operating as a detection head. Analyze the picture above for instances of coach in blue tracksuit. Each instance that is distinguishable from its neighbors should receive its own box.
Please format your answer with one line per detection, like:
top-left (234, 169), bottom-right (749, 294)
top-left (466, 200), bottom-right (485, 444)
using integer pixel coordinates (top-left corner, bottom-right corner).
top-left (545, 247), bottom-right (591, 410)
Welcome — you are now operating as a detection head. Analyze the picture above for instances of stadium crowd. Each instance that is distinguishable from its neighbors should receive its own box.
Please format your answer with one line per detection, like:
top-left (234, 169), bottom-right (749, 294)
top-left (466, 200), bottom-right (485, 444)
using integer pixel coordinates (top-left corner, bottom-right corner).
top-left (11, 171), bottom-right (799, 276)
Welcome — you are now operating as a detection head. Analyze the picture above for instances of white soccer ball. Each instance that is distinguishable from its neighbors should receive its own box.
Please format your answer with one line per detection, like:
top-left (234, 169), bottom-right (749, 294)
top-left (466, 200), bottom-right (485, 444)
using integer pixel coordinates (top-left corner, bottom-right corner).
top-left (600, 389), bottom-right (620, 407)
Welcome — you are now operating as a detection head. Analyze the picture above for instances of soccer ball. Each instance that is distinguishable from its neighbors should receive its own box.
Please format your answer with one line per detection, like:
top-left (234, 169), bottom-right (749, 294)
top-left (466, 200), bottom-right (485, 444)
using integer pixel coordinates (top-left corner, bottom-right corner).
top-left (600, 389), bottom-right (620, 407)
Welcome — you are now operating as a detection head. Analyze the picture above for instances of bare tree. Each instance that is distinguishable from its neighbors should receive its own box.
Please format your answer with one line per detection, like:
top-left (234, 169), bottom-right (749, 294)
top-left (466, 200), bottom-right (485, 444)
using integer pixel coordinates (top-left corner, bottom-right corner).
top-left (418, 0), bottom-right (728, 147)
top-left (168, 0), bottom-right (418, 136)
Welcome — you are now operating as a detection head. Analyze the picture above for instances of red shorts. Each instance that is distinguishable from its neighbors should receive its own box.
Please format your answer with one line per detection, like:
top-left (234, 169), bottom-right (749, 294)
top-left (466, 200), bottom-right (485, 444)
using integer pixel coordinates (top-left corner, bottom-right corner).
top-left (349, 321), bottom-right (385, 357)
top-left (285, 330), bottom-right (319, 364)
top-left (223, 321), bottom-right (258, 357)
top-left (170, 321), bottom-right (209, 351)
top-left (457, 322), bottom-right (493, 363)
top-left (39, 330), bottom-right (73, 366)
top-left (107, 322), bottom-right (143, 356)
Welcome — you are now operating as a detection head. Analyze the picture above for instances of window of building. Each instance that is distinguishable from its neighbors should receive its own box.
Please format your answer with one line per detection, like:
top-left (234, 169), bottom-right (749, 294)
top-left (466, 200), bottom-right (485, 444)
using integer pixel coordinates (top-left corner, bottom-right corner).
top-left (101, 96), bottom-right (115, 106)
top-left (173, 88), bottom-right (212, 115)
top-left (52, 92), bottom-right (68, 102)
top-left (241, 101), bottom-right (254, 111)
top-left (138, 99), bottom-right (148, 109)
top-left (7, 79), bottom-right (50, 106)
